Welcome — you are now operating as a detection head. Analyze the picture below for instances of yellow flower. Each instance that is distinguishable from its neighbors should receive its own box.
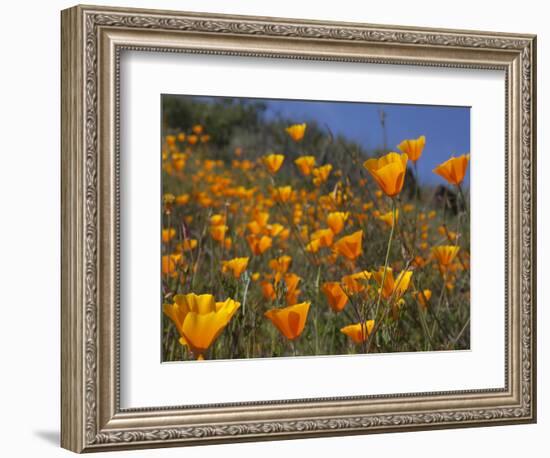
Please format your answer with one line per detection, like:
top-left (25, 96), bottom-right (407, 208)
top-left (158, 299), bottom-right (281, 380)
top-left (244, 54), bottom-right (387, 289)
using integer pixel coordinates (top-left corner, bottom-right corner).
top-left (372, 267), bottom-right (412, 300)
top-left (310, 228), bottom-right (334, 248)
top-left (378, 209), bottom-right (399, 228)
top-left (416, 289), bottom-right (432, 310)
top-left (333, 230), bottom-right (363, 261)
top-left (294, 155), bottom-right (316, 175)
top-left (397, 135), bottom-right (426, 162)
top-left (265, 302), bottom-right (310, 340)
top-left (431, 245), bottom-right (460, 266)
top-left (363, 152), bottom-right (408, 197)
top-left (273, 186), bottom-right (293, 203)
top-left (221, 257), bottom-right (249, 278)
top-left (341, 271), bottom-right (371, 294)
top-left (163, 293), bottom-right (240, 359)
top-left (285, 123), bottom-right (307, 142)
top-left (177, 132), bottom-right (186, 142)
top-left (340, 320), bottom-right (375, 344)
top-left (433, 154), bottom-right (470, 185)
top-left (263, 153), bottom-right (285, 174)
top-left (326, 211), bottom-right (349, 234)
top-left (210, 224), bottom-right (228, 242)
top-left (162, 228), bottom-right (176, 243)
top-left (246, 234), bottom-right (272, 255)
top-left (269, 255), bottom-right (292, 273)
top-left (322, 282), bottom-right (349, 312)
top-left (312, 164), bottom-right (332, 186)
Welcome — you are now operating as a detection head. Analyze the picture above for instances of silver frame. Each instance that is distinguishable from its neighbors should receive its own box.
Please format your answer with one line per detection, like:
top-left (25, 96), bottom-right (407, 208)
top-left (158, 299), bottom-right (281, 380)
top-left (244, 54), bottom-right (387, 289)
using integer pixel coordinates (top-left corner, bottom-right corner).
top-left (61, 4), bottom-right (537, 452)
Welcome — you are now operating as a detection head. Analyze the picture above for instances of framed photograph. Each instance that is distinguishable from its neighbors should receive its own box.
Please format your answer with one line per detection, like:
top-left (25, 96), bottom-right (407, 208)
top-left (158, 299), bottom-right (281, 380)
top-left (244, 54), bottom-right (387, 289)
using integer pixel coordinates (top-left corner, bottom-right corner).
top-left (61, 4), bottom-right (537, 453)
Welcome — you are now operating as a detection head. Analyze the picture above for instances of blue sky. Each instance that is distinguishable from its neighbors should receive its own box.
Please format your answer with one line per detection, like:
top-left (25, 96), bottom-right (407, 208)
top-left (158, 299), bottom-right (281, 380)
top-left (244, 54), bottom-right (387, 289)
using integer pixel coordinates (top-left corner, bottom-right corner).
top-left (262, 99), bottom-right (470, 186)
top-left (181, 95), bottom-right (470, 186)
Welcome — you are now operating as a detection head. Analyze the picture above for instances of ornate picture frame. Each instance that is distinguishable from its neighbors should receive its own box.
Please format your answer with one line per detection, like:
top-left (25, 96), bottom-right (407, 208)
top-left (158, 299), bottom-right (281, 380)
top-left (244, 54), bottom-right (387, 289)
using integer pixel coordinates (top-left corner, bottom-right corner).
top-left (61, 4), bottom-right (536, 452)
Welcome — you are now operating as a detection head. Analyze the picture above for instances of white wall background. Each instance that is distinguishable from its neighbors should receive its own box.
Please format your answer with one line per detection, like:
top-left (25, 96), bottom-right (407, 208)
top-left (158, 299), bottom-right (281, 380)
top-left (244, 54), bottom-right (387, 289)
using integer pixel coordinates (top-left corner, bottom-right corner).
top-left (0, 0), bottom-right (545, 456)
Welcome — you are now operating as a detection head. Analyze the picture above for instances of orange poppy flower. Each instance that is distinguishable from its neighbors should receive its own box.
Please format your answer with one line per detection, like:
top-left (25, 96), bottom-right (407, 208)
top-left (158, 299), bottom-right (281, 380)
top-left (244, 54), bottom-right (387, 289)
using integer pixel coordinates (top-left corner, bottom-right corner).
top-left (397, 135), bottom-right (426, 162)
top-left (326, 211), bottom-right (349, 234)
top-left (321, 282), bottom-right (349, 312)
top-left (284, 273), bottom-right (301, 305)
top-left (246, 234), bottom-right (272, 255)
top-left (221, 257), bottom-right (249, 278)
top-left (363, 152), bottom-right (408, 197)
top-left (372, 267), bottom-right (412, 300)
top-left (431, 245), bottom-right (460, 266)
top-left (269, 255), bottom-right (292, 273)
top-left (312, 164), bottom-right (333, 186)
top-left (305, 238), bottom-right (321, 254)
top-left (263, 154), bottom-right (285, 174)
top-left (433, 154), bottom-right (470, 185)
top-left (340, 320), bottom-right (375, 344)
top-left (273, 186), bottom-right (293, 203)
top-left (163, 193), bottom-right (175, 214)
top-left (210, 224), bottom-right (228, 242)
top-left (285, 123), bottom-right (307, 142)
top-left (416, 289), bottom-right (432, 310)
top-left (162, 228), bottom-right (176, 243)
top-left (163, 293), bottom-right (240, 359)
top-left (310, 228), bottom-right (334, 248)
top-left (161, 253), bottom-right (182, 277)
top-left (210, 214), bottom-right (225, 226)
top-left (341, 271), bottom-right (371, 294)
top-left (333, 230), bottom-right (363, 261)
top-left (261, 281), bottom-right (276, 301)
top-left (192, 124), bottom-right (204, 135)
top-left (175, 193), bottom-right (190, 205)
top-left (378, 209), bottom-right (399, 228)
top-left (294, 155), bottom-right (316, 175)
top-left (264, 302), bottom-right (310, 340)
top-left (171, 153), bottom-right (186, 171)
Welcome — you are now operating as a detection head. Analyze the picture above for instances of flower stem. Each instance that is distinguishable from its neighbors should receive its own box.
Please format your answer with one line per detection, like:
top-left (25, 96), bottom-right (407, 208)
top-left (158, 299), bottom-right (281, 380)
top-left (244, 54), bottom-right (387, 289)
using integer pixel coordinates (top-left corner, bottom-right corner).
top-left (370, 199), bottom-right (396, 350)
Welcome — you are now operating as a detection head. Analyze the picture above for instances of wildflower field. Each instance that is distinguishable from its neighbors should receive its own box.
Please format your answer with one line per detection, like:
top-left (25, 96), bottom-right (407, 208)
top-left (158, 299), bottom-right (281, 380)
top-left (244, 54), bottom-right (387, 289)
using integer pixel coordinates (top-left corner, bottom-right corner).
top-left (161, 96), bottom-right (470, 362)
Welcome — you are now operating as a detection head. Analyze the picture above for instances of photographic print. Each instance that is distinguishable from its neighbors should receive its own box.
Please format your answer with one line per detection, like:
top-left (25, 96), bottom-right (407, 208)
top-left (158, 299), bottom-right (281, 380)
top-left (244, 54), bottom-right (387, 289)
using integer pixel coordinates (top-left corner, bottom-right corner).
top-left (161, 95), bottom-right (471, 362)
